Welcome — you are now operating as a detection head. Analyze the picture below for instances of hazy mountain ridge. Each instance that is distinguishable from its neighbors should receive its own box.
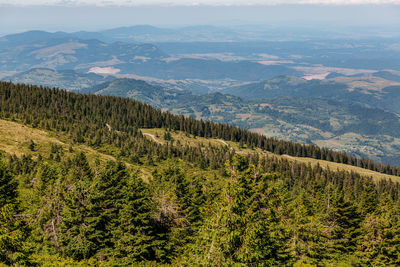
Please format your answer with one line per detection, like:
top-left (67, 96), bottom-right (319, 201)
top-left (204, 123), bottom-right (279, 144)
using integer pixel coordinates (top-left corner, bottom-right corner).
top-left (224, 74), bottom-right (400, 113)
top-left (223, 75), bottom-right (349, 99)
top-left (2, 28), bottom-right (400, 164)
top-left (3, 81), bottom-right (400, 265)
top-left (0, 30), bottom-right (300, 81)
top-left (0, 31), bottom-right (166, 73)
top-left (86, 78), bottom-right (400, 164)
top-left (85, 78), bottom-right (190, 108)
top-left (4, 68), bottom-right (113, 90)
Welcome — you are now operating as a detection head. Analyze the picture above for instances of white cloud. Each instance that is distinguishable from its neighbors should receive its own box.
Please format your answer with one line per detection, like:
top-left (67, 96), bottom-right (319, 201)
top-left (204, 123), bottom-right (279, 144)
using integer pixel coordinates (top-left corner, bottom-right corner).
top-left (2, 0), bottom-right (400, 6)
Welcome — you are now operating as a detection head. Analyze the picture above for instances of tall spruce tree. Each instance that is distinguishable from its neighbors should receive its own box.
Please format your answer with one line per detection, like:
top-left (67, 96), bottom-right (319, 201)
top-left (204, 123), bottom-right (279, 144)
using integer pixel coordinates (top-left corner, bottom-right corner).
top-left (0, 159), bottom-right (31, 265)
top-left (59, 153), bottom-right (96, 260)
top-left (112, 170), bottom-right (155, 264)
top-left (328, 192), bottom-right (361, 256)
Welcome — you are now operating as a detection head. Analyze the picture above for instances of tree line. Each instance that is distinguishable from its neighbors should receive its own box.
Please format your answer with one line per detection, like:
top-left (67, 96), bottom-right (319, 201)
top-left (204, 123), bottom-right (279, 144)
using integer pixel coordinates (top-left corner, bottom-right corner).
top-left (2, 150), bottom-right (400, 265)
top-left (1, 81), bottom-right (399, 176)
top-left (1, 81), bottom-right (400, 264)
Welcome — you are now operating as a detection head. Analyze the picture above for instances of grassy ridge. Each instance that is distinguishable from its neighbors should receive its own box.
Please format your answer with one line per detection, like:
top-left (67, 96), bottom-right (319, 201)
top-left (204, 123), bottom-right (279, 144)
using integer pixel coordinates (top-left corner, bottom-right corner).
top-left (0, 119), bottom-right (220, 183)
top-left (2, 118), bottom-right (398, 184)
top-left (141, 127), bottom-right (400, 183)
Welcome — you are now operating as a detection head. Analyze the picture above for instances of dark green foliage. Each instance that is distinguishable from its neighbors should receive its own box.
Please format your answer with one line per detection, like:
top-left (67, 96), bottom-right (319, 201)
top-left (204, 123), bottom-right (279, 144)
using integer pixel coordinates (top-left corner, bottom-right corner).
top-left (0, 159), bottom-right (31, 265)
top-left (163, 131), bottom-right (173, 142)
top-left (1, 81), bottom-right (400, 265)
top-left (217, 155), bottom-right (287, 265)
top-left (1, 81), bottom-right (399, 176)
top-left (0, 159), bottom-right (17, 207)
top-left (328, 192), bottom-right (362, 254)
top-left (3, 139), bottom-right (400, 265)
top-left (112, 170), bottom-right (155, 263)
top-left (59, 154), bottom-right (96, 260)
top-left (29, 140), bottom-right (36, 151)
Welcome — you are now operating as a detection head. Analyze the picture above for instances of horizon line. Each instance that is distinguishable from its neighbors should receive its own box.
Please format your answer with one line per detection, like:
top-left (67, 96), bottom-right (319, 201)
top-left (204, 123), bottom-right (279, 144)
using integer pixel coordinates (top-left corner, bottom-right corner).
top-left (2, 1), bottom-right (400, 8)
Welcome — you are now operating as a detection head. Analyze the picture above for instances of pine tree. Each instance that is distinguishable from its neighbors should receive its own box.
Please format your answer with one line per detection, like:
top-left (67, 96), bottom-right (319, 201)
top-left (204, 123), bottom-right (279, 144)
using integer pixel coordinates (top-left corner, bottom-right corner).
top-left (359, 179), bottom-right (378, 215)
top-left (0, 159), bottom-right (31, 265)
top-left (188, 155), bottom-right (286, 265)
top-left (357, 193), bottom-right (400, 265)
top-left (286, 189), bottom-right (332, 265)
top-left (112, 170), bottom-right (155, 263)
top-left (88, 161), bottom-right (128, 260)
top-left (28, 140), bottom-right (36, 151)
top-left (327, 192), bottom-right (361, 255)
top-left (59, 153), bottom-right (96, 260)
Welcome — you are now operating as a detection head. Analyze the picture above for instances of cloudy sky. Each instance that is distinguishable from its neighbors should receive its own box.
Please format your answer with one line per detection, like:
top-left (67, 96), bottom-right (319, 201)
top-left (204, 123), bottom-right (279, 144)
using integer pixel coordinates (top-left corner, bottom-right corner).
top-left (0, 0), bottom-right (399, 34)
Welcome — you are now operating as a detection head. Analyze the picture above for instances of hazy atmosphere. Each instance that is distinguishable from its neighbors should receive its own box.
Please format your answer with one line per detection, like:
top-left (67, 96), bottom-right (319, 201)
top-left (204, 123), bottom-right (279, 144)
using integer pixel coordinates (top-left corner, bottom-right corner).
top-left (2, 0), bottom-right (400, 266)
top-left (1, 1), bottom-right (400, 34)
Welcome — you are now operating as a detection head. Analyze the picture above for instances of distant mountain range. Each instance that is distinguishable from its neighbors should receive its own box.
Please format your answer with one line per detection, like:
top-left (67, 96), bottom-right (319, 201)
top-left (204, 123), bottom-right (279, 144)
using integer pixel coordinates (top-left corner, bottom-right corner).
top-left (223, 73), bottom-right (400, 113)
top-left (4, 68), bottom-right (113, 91)
top-left (2, 28), bottom-right (400, 164)
top-left (81, 78), bottom-right (400, 165)
top-left (85, 78), bottom-right (189, 108)
top-left (0, 30), bottom-right (299, 81)
top-left (0, 31), bottom-right (166, 73)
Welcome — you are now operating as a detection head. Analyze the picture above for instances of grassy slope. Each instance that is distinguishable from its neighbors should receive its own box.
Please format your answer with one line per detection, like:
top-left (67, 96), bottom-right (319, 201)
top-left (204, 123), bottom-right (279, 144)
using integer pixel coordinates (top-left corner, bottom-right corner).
top-left (1, 118), bottom-right (398, 183)
top-left (85, 77), bottom-right (400, 165)
top-left (0, 119), bottom-right (219, 183)
top-left (141, 128), bottom-right (400, 183)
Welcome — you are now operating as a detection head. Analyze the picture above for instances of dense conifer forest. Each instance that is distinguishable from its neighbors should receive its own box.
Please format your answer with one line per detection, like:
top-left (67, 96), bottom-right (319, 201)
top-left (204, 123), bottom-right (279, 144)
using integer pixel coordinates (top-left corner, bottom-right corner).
top-left (1, 81), bottom-right (400, 265)
top-left (1, 82), bottom-right (399, 176)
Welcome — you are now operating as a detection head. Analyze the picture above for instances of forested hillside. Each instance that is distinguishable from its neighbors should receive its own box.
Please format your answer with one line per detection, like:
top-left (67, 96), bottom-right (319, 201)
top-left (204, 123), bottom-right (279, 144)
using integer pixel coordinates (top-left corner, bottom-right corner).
top-left (2, 28), bottom-right (400, 165)
top-left (224, 74), bottom-right (400, 114)
top-left (85, 78), bottom-right (400, 165)
top-left (5, 68), bottom-right (113, 91)
top-left (2, 81), bottom-right (400, 265)
top-left (3, 81), bottom-right (400, 175)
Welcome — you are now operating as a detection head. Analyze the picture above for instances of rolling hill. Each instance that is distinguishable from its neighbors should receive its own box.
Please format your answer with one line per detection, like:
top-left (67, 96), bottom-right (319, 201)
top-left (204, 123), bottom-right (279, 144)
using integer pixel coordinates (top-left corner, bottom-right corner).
top-left (0, 30), bottom-right (300, 81)
top-left (86, 78), bottom-right (189, 108)
top-left (0, 32), bottom-right (166, 73)
top-left (223, 74), bottom-right (400, 113)
top-left (222, 75), bottom-right (350, 99)
top-left (85, 78), bottom-right (400, 165)
top-left (3, 68), bottom-right (113, 91)
top-left (1, 81), bottom-right (400, 266)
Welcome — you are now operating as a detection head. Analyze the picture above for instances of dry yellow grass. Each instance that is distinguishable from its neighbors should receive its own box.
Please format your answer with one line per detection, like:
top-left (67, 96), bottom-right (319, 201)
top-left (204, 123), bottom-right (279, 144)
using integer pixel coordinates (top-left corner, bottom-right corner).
top-left (141, 128), bottom-right (227, 148)
top-left (142, 128), bottom-right (400, 183)
top-left (0, 120), bottom-right (397, 183)
top-left (282, 155), bottom-right (400, 183)
top-left (0, 119), bottom-right (154, 181)
top-left (0, 119), bottom-right (65, 156)
top-left (330, 75), bottom-right (400, 92)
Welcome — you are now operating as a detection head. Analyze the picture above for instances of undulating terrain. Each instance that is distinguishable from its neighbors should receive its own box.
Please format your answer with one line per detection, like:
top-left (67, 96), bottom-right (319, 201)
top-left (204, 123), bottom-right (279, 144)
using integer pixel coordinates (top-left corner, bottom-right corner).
top-left (2, 0), bottom-right (400, 264)
top-left (2, 81), bottom-right (400, 265)
top-left (80, 77), bottom-right (400, 165)
top-left (2, 28), bottom-right (400, 166)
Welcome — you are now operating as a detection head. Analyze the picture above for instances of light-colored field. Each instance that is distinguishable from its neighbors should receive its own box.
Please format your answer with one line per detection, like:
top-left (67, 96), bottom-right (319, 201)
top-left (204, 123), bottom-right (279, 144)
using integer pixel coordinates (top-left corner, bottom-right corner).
top-left (0, 119), bottom-right (65, 157)
top-left (293, 66), bottom-right (376, 76)
top-left (330, 75), bottom-right (400, 92)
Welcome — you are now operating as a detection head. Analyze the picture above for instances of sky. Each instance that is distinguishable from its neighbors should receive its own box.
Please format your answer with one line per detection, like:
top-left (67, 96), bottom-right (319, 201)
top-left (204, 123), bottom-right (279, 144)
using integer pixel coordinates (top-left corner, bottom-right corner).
top-left (2, 0), bottom-right (400, 5)
top-left (0, 0), bottom-right (399, 34)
